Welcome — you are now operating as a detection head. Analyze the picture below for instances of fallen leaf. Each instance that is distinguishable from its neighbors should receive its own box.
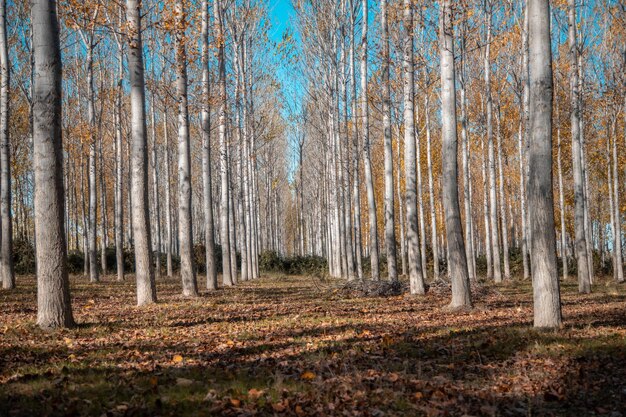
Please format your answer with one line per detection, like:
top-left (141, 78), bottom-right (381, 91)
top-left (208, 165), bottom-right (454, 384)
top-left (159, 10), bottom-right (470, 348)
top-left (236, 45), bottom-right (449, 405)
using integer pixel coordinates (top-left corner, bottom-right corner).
top-left (301, 371), bottom-right (316, 380)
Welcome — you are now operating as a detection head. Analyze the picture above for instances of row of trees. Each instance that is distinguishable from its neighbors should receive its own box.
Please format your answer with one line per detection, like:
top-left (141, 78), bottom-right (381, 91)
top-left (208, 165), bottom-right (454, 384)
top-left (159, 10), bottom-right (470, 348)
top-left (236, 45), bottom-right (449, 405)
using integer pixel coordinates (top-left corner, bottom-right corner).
top-left (3, 0), bottom-right (292, 327)
top-left (289, 0), bottom-right (624, 326)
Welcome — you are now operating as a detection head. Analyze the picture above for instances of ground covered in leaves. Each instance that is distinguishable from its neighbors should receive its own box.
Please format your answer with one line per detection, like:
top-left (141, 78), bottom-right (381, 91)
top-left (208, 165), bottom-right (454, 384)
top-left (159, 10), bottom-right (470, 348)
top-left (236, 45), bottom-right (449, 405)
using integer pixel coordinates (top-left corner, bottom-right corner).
top-left (1, 274), bottom-right (625, 417)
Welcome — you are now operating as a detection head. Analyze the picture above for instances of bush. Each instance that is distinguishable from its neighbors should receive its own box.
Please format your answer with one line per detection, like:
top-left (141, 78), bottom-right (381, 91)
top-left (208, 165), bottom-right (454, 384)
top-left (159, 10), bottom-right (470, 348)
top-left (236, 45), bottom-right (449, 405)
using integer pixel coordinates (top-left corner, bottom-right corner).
top-left (13, 239), bottom-right (35, 275)
top-left (259, 250), bottom-right (327, 276)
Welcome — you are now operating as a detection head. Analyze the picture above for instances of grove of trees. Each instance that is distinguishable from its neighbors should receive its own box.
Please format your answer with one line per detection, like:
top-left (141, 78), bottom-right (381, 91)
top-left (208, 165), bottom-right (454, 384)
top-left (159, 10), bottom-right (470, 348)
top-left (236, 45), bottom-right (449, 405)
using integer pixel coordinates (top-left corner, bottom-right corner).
top-left (1, 0), bottom-right (625, 330)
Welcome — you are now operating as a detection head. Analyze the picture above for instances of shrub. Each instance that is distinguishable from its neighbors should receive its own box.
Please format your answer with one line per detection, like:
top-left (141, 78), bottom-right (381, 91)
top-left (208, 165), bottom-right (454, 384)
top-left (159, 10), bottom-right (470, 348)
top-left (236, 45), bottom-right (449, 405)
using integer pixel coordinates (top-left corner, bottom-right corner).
top-left (13, 239), bottom-right (35, 275)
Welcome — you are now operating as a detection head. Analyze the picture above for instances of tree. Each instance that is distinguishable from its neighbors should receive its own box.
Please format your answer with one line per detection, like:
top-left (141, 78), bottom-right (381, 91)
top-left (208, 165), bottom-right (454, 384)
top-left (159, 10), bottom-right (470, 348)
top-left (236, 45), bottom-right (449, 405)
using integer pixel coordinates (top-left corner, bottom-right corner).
top-left (0, 0), bottom-right (14, 289)
top-left (527, 0), bottom-right (561, 328)
top-left (402, 0), bottom-right (425, 294)
top-left (380, 0), bottom-right (397, 282)
top-left (175, 0), bottom-right (198, 296)
top-left (568, 0), bottom-right (591, 294)
top-left (126, 0), bottom-right (157, 305)
top-left (439, 0), bottom-right (471, 309)
top-left (32, 0), bottom-right (75, 329)
top-left (215, 0), bottom-right (233, 286)
top-left (202, 0), bottom-right (218, 290)
top-left (360, 0), bottom-right (379, 281)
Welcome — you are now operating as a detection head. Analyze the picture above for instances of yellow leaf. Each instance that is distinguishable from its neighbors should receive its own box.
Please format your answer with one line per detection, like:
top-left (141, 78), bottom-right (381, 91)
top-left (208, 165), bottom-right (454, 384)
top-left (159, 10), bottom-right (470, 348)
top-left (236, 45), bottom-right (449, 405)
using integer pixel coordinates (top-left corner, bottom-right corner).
top-left (301, 371), bottom-right (316, 380)
top-left (229, 398), bottom-right (241, 407)
top-left (172, 354), bottom-right (184, 363)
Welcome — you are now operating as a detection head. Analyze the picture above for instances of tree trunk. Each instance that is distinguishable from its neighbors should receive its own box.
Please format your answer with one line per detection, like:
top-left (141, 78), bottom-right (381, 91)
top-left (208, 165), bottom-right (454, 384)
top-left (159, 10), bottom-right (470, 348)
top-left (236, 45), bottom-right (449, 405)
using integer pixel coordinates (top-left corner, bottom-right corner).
top-left (126, 0), bottom-right (157, 305)
top-left (0, 0), bottom-right (14, 289)
top-left (175, 0), bottom-right (198, 296)
top-left (556, 101), bottom-right (568, 280)
top-left (114, 40), bottom-right (124, 282)
top-left (215, 0), bottom-right (232, 286)
top-left (425, 95), bottom-right (439, 280)
top-left (568, 0), bottom-right (591, 294)
top-left (202, 0), bottom-right (218, 290)
top-left (32, 0), bottom-right (75, 329)
top-left (87, 44), bottom-right (99, 283)
top-left (484, 4), bottom-right (502, 283)
top-left (528, 0), bottom-right (561, 328)
top-left (440, 0), bottom-right (471, 309)
top-left (360, 0), bottom-right (379, 281)
top-left (402, 0), bottom-right (425, 294)
top-left (611, 116), bottom-right (624, 283)
top-left (150, 93), bottom-right (161, 279)
top-left (163, 110), bottom-right (173, 278)
top-left (381, 0), bottom-right (397, 282)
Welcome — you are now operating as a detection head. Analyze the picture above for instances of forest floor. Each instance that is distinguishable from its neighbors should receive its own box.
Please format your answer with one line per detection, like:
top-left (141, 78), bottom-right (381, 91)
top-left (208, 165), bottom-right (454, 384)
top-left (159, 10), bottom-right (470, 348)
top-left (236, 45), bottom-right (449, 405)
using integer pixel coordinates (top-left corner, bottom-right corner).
top-left (1, 273), bottom-right (625, 417)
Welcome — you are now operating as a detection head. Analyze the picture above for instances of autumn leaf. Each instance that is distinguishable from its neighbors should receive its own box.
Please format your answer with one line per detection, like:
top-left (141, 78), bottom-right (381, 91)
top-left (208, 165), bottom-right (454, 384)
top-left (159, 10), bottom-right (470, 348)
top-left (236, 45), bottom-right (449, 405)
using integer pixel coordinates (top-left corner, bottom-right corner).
top-left (301, 371), bottom-right (316, 380)
top-left (172, 354), bottom-right (184, 363)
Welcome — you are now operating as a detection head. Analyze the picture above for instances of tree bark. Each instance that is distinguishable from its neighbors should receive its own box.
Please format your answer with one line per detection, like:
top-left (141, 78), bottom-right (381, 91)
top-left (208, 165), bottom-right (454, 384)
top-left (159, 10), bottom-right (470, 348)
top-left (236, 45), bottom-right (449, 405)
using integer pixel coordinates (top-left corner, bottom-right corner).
top-left (0, 0), bottom-right (14, 289)
top-left (440, 0), bottom-right (471, 309)
top-left (126, 0), bottom-right (157, 305)
top-left (360, 0), bottom-right (379, 281)
top-left (175, 0), bottom-right (198, 296)
top-left (568, 0), bottom-right (591, 294)
top-left (528, 0), bottom-right (562, 328)
top-left (202, 0), bottom-right (218, 290)
top-left (32, 0), bottom-right (75, 329)
top-left (402, 0), bottom-right (425, 294)
top-left (215, 0), bottom-right (232, 286)
top-left (381, 0), bottom-right (397, 282)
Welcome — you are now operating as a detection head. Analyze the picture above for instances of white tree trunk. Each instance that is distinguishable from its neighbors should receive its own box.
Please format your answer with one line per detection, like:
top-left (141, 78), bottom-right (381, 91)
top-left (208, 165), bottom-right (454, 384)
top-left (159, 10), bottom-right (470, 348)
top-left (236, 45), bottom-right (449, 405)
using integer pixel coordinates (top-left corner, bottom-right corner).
top-left (440, 0), bottom-right (471, 308)
top-left (402, 0), bottom-right (425, 294)
top-left (425, 95), bottom-right (439, 280)
top-left (202, 0), bottom-right (218, 290)
top-left (175, 0), bottom-right (198, 296)
top-left (0, 0), bottom-right (13, 289)
top-left (381, 0), bottom-right (397, 282)
top-left (528, 0), bottom-right (562, 328)
top-left (568, 0), bottom-right (591, 294)
top-left (126, 0), bottom-right (157, 305)
top-left (360, 0), bottom-right (379, 281)
top-left (215, 0), bottom-right (232, 286)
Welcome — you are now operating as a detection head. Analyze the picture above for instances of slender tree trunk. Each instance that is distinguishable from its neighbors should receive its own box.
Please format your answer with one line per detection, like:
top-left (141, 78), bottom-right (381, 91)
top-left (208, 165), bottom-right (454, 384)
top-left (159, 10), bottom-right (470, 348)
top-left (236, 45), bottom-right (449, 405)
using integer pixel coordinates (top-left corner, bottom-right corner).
top-left (402, 0), bottom-right (425, 294)
top-left (0, 0), bottom-right (13, 289)
top-left (163, 111), bottom-right (173, 278)
top-left (99, 138), bottom-right (108, 276)
top-left (459, 14), bottom-right (475, 282)
top-left (87, 44), bottom-right (99, 283)
top-left (32, 0), bottom-right (75, 329)
top-left (484, 4), bottom-right (501, 283)
top-left (568, 0), bottom-right (591, 294)
top-left (381, 0), bottom-right (397, 282)
top-left (556, 101), bottom-right (568, 280)
top-left (215, 0), bottom-right (232, 286)
top-left (611, 116), bottom-right (624, 283)
top-left (425, 95), bottom-right (439, 280)
top-left (175, 0), bottom-right (198, 296)
top-left (150, 93), bottom-right (161, 279)
top-left (126, 0), bottom-right (157, 305)
top-left (528, 0), bottom-right (561, 328)
top-left (496, 105), bottom-right (510, 279)
top-left (440, 0), bottom-right (471, 308)
top-left (114, 36), bottom-right (124, 282)
top-left (202, 0), bottom-right (217, 290)
top-left (521, 5), bottom-right (531, 280)
top-left (360, 0), bottom-right (379, 281)
top-left (349, 5), bottom-right (363, 280)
